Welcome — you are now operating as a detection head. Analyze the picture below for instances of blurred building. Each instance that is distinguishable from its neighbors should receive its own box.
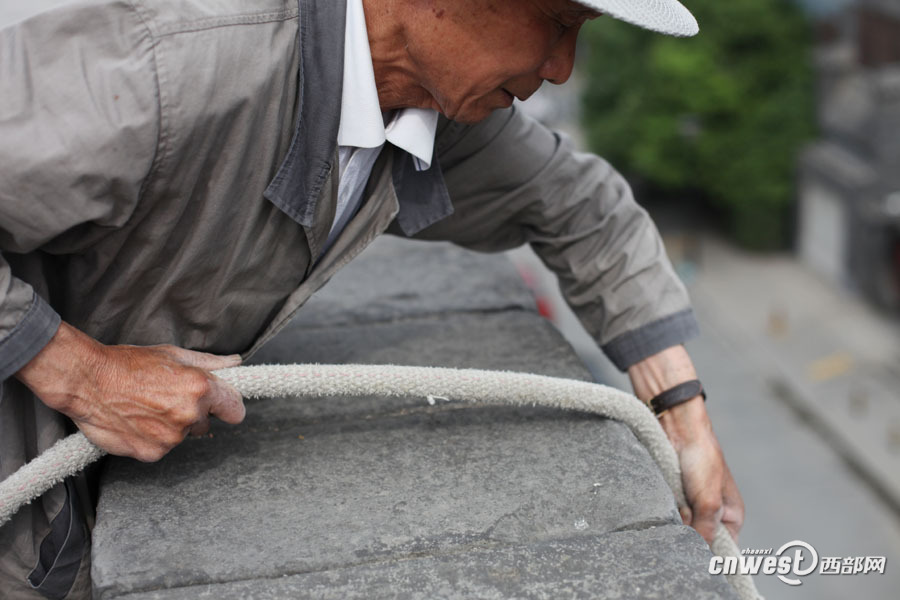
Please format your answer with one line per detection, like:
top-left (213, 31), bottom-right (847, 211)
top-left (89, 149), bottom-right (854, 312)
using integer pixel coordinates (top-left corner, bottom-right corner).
top-left (798, 0), bottom-right (900, 311)
top-left (792, 0), bottom-right (854, 18)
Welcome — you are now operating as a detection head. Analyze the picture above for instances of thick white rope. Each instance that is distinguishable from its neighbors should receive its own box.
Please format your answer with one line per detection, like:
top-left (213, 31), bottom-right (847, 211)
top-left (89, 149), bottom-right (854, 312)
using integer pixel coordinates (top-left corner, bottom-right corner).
top-left (0, 364), bottom-right (761, 599)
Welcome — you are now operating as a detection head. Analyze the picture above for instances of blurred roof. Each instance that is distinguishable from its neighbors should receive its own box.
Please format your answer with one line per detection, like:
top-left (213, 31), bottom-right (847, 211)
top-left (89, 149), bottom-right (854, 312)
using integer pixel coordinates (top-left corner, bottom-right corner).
top-left (860, 0), bottom-right (900, 19)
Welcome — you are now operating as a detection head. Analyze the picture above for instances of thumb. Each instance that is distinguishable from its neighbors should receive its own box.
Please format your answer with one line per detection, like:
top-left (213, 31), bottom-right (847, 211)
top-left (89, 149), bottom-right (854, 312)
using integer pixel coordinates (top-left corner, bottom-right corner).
top-left (206, 377), bottom-right (246, 425)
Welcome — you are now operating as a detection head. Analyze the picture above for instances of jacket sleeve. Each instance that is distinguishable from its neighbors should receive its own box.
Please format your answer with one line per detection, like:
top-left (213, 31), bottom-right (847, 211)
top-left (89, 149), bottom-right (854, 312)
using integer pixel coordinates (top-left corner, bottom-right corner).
top-left (0, 1), bottom-right (160, 379)
top-left (417, 106), bottom-right (699, 371)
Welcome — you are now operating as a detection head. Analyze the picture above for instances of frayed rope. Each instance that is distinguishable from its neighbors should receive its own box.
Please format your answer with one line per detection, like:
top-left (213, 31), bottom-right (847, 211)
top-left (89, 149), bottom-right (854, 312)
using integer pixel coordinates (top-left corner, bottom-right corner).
top-left (0, 364), bottom-right (762, 599)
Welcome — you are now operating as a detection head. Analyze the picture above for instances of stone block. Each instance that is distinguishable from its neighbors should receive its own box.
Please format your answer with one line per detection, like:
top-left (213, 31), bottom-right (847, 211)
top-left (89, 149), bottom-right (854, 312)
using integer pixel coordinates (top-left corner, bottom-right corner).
top-left (106, 527), bottom-right (736, 600)
top-left (91, 238), bottom-right (728, 599)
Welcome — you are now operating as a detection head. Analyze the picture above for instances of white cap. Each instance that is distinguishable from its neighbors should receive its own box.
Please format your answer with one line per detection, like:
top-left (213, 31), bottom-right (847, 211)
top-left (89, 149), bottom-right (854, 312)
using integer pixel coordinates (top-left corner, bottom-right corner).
top-left (575, 0), bottom-right (699, 37)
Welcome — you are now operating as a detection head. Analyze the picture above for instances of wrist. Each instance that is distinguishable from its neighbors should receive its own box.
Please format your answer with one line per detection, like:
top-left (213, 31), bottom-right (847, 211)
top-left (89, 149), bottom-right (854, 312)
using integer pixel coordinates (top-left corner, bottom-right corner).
top-left (15, 321), bottom-right (104, 416)
top-left (627, 345), bottom-right (698, 402)
top-left (627, 344), bottom-right (711, 449)
top-left (657, 396), bottom-right (712, 451)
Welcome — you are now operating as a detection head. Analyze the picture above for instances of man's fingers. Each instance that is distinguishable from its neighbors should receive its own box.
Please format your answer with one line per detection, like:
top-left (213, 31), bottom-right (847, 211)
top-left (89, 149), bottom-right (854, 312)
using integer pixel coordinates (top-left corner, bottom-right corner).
top-left (206, 377), bottom-right (246, 425)
top-left (166, 349), bottom-right (244, 424)
top-left (691, 492), bottom-right (724, 544)
top-left (679, 505), bottom-right (692, 526)
top-left (165, 346), bottom-right (242, 371)
top-left (724, 518), bottom-right (741, 543)
top-left (721, 464), bottom-right (745, 542)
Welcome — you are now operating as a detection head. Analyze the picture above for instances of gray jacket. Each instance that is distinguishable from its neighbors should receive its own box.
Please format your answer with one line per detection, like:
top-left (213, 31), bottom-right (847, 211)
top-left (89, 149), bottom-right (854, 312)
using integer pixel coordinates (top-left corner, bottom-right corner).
top-left (0, 0), bottom-right (696, 596)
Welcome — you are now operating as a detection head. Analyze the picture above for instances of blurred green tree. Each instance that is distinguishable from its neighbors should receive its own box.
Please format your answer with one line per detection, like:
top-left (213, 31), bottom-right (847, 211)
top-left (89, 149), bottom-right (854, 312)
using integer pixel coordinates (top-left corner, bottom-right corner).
top-left (580, 0), bottom-right (816, 249)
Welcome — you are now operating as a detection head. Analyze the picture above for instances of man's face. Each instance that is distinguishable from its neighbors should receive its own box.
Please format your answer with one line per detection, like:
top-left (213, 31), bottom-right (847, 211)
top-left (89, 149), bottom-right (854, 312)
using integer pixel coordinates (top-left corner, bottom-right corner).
top-left (406, 0), bottom-right (600, 123)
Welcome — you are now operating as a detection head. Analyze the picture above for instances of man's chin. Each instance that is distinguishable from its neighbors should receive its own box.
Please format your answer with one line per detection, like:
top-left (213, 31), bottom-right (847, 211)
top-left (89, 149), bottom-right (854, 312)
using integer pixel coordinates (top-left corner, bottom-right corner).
top-left (448, 114), bottom-right (489, 125)
top-left (441, 104), bottom-right (508, 124)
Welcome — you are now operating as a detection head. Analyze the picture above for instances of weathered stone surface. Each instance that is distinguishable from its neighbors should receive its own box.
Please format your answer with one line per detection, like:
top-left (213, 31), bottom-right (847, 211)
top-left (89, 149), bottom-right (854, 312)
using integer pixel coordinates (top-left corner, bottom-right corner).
top-left (93, 312), bottom-right (683, 596)
top-left (91, 238), bottom-right (729, 599)
top-left (251, 309), bottom-right (589, 377)
top-left (109, 527), bottom-right (736, 600)
top-left (92, 398), bottom-right (682, 597)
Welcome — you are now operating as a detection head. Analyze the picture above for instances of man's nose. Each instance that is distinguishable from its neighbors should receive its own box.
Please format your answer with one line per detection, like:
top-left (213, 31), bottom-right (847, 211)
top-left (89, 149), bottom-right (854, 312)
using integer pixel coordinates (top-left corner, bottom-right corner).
top-left (537, 27), bottom-right (579, 85)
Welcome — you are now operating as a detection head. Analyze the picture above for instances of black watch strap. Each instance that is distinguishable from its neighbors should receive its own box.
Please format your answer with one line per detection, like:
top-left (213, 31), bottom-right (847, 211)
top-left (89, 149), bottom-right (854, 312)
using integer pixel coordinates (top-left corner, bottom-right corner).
top-left (648, 379), bottom-right (706, 415)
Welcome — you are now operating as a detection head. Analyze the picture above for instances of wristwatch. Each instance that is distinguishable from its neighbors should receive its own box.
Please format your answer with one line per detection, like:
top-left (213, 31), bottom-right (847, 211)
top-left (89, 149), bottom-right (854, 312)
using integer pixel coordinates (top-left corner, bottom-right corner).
top-left (648, 379), bottom-right (706, 416)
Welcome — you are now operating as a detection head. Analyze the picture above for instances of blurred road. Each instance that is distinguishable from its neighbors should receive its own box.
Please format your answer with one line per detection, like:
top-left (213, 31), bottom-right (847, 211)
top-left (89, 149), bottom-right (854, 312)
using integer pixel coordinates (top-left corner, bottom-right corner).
top-left (685, 236), bottom-right (900, 600)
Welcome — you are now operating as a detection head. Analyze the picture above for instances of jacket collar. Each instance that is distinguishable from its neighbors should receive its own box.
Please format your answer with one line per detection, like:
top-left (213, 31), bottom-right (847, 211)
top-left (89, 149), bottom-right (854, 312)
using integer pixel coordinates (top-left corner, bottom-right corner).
top-left (263, 0), bottom-right (344, 229)
top-left (264, 0), bottom-right (453, 236)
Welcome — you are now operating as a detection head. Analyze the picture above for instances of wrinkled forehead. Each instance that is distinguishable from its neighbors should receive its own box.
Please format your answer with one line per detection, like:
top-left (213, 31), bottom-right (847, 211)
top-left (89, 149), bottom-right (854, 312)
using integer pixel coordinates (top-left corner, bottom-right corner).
top-left (465, 0), bottom-right (600, 19)
top-left (532, 0), bottom-right (602, 19)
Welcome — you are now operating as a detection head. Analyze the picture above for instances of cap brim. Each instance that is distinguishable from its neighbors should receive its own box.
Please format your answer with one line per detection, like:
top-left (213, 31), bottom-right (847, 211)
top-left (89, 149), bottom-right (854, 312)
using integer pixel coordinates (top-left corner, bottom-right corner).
top-left (575, 0), bottom-right (699, 37)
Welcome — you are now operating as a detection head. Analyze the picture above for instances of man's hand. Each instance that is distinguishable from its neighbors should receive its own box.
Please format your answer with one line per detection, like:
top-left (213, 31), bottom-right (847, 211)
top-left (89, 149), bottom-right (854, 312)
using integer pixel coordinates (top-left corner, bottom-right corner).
top-left (15, 321), bottom-right (245, 462)
top-left (628, 345), bottom-right (744, 544)
top-left (658, 397), bottom-right (744, 542)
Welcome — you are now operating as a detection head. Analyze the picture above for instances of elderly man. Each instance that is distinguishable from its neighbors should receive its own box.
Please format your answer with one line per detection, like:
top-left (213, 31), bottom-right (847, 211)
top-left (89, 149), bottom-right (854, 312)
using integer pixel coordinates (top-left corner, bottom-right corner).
top-left (0, 0), bottom-right (742, 597)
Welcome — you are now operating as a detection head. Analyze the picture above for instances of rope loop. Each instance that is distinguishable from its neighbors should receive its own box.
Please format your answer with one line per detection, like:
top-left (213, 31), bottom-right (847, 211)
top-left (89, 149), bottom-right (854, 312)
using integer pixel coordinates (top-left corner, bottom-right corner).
top-left (0, 364), bottom-right (762, 599)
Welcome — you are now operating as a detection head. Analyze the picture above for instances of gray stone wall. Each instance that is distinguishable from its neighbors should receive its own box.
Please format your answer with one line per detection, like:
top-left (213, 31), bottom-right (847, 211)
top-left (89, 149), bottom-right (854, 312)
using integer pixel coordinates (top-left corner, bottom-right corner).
top-left (91, 237), bottom-right (736, 599)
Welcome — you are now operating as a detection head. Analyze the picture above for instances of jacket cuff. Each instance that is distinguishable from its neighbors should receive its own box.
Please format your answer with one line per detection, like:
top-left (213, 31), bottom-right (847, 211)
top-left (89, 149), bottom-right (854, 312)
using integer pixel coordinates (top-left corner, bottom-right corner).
top-left (601, 308), bottom-right (700, 371)
top-left (0, 293), bottom-right (61, 381)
